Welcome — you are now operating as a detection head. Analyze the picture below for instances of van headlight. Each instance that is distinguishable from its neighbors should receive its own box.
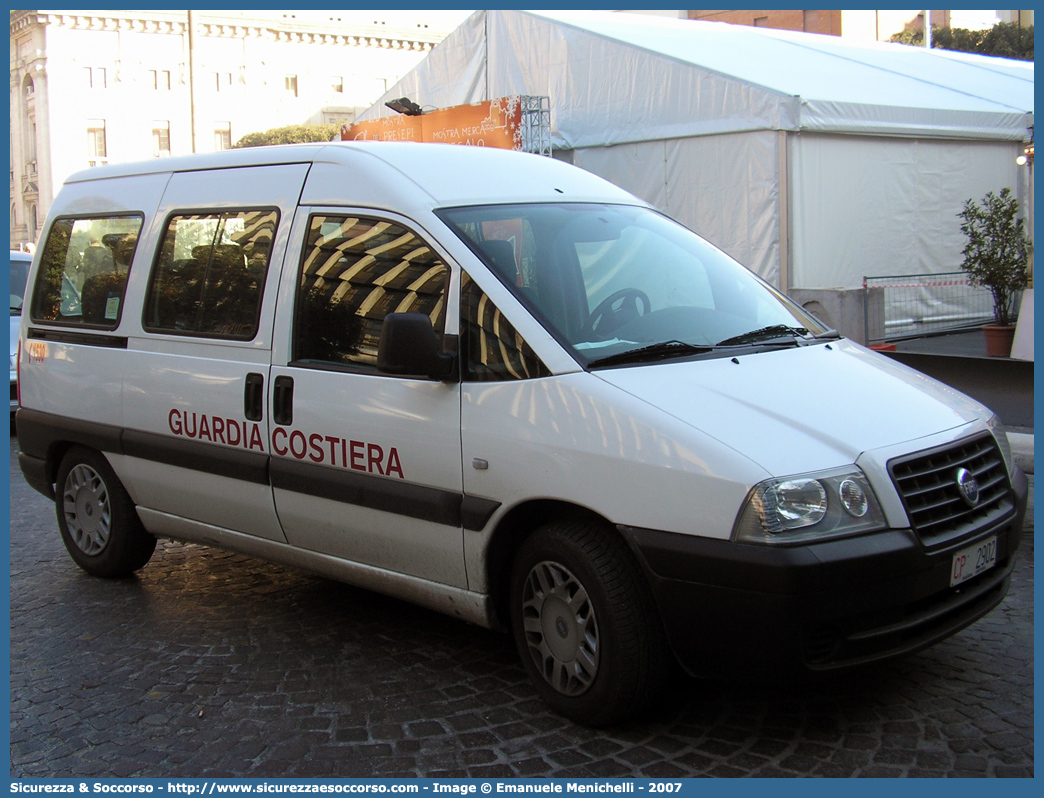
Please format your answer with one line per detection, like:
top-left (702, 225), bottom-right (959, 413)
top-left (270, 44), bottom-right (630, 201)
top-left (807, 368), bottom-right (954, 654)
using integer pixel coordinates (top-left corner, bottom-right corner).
top-left (732, 467), bottom-right (887, 545)
top-left (987, 414), bottom-right (1015, 475)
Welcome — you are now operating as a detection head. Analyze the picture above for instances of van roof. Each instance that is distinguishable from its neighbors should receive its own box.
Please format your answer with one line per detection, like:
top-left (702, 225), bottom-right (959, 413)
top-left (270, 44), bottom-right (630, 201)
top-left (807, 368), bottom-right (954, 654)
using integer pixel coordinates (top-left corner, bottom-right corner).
top-left (63, 141), bottom-right (640, 208)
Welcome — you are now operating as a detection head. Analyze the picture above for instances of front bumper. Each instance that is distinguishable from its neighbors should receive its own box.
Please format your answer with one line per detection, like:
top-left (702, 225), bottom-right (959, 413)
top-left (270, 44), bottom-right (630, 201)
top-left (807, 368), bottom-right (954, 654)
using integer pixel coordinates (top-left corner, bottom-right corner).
top-left (621, 466), bottom-right (1028, 678)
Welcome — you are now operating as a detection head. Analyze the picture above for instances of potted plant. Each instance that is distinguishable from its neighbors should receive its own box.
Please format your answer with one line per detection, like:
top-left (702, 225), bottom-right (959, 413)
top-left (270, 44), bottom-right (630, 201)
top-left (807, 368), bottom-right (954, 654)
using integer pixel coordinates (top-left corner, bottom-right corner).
top-left (957, 188), bottom-right (1033, 357)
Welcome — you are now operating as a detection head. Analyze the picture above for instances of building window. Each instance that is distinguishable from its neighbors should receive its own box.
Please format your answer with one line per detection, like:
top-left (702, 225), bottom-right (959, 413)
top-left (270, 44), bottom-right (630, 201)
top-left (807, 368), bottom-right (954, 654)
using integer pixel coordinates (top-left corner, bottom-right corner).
top-left (214, 122), bottom-right (232, 151)
top-left (753, 16), bottom-right (770, 27)
top-left (322, 112), bottom-right (351, 127)
top-left (27, 117), bottom-right (37, 162)
top-left (87, 120), bottom-right (107, 164)
top-left (24, 77), bottom-right (34, 96)
top-left (285, 75), bottom-right (298, 97)
top-left (152, 122), bottom-right (170, 157)
top-left (331, 76), bottom-right (344, 94)
top-left (84, 66), bottom-right (107, 89)
top-left (215, 72), bottom-right (233, 92)
top-left (150, 69), bottom-right (171, 90)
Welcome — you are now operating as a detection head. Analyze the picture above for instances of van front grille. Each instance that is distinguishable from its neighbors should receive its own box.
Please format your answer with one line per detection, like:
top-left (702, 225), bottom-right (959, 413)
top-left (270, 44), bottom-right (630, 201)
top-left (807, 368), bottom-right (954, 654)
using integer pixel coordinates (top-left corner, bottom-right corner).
top-left (889, 433), bottom-right (1013, 548)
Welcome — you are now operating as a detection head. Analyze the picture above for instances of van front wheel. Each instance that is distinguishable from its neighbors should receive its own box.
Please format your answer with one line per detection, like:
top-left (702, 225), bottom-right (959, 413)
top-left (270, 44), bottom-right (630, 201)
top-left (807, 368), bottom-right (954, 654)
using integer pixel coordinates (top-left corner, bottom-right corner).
top-left (509, 520), bottom-right (667, 726)
top-left (55, 447), bottom-right (156, 578)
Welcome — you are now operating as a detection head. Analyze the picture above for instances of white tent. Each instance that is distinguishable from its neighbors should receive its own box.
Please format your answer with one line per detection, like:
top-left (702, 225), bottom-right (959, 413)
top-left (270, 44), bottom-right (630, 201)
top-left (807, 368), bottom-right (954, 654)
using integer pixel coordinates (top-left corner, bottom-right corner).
top-left (358, 10), bottom-right (1034, 291)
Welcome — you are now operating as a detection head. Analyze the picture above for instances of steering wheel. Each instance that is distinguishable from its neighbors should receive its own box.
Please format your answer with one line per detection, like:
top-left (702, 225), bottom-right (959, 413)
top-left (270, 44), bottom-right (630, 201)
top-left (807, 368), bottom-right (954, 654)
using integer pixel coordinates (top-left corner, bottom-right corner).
top-left (581, 288), bottom-right (651, 340)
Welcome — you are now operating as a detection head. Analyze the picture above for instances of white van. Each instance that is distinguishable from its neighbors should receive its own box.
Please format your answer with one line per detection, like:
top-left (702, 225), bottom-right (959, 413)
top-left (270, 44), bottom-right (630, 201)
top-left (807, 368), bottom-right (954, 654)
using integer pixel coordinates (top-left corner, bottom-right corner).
top-left (17, 142), bottom-right (1027, 726)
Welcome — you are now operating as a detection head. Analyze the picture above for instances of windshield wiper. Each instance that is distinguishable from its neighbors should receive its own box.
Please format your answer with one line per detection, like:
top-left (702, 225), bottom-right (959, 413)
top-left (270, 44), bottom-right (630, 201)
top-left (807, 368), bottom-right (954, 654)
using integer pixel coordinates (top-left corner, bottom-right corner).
top-left (715, 325), bottom-right (810, 347)
top-left (586, 340), bottom-right (714, 368)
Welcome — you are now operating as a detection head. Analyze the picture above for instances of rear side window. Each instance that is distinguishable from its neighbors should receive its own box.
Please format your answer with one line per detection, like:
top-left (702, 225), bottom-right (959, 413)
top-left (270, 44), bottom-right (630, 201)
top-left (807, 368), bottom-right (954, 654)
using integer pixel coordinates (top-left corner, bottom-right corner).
top-left (143, 209), bottom-right (278, 340)
top-left (31, 215), bottom-right (143, 328)
top-left (293, 214), bottom-right (448, 371)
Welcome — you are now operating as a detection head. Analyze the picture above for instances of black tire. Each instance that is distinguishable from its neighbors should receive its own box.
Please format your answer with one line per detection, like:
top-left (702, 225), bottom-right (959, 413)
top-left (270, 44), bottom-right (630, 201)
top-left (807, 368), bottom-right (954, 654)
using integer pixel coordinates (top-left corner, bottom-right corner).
top-left (509, 519), bottom-right (668, 726)
top-left (55, 446), bottom-right (156, 578)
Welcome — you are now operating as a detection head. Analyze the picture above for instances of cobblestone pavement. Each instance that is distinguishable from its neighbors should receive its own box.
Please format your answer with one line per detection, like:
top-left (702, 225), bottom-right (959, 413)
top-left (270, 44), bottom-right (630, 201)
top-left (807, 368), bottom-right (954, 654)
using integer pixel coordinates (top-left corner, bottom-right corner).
top-left (9, 436), bottom-right (1034, 778)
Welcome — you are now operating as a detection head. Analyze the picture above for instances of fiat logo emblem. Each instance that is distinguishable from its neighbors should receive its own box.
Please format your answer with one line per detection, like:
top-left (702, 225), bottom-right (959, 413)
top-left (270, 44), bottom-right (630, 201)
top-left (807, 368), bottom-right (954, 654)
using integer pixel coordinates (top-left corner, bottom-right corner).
top-left (955, 467), bottom-right (981, 507)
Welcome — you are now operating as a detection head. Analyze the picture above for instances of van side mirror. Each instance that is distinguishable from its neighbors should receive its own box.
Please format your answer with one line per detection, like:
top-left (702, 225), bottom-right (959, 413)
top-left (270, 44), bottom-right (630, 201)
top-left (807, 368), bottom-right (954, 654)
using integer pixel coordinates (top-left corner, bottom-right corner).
top-left (377, 313), bottom-right (457, 381)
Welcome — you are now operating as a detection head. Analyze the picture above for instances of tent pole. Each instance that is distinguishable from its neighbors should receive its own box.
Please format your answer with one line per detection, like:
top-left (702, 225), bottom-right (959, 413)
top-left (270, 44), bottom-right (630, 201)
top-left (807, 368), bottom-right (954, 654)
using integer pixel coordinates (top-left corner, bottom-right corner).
top-left (778, 130), bottom-right (791, 292)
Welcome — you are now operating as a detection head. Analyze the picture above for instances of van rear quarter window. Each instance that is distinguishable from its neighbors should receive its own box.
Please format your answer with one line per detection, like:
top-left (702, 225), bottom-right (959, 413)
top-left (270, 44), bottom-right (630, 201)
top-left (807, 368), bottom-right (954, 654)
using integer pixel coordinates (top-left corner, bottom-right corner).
top-left (31, 215), bottom-right (143, 328)
top-left (143, 209), bottom-right (278, 340)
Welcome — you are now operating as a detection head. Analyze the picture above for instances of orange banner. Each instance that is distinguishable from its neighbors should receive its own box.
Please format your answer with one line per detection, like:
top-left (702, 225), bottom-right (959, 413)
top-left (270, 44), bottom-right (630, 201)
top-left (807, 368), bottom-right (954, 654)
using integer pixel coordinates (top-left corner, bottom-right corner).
top-left (342, 97), bottom-right (525, 150)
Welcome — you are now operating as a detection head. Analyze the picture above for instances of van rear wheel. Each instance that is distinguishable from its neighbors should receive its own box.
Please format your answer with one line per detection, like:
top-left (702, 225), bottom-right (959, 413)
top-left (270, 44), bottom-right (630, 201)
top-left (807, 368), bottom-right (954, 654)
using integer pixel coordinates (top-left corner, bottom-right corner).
top-left (55, 446), bottom-right (156, 578)
top-left (509, 519), bottom-right (667, 726)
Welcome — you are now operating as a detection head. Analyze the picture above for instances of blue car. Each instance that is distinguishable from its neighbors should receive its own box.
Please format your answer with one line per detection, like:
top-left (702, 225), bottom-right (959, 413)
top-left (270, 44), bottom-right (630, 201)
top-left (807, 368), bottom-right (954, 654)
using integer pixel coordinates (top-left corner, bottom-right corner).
top-left (10, 250), bottom-right (32, 416)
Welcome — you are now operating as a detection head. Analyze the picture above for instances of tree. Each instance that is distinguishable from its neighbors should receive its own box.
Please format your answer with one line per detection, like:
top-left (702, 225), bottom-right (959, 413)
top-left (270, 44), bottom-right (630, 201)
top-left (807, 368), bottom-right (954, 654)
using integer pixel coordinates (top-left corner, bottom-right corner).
top-left (233, 124), bottom-right (341, 149)
top-left (978, 23), bottom-right (1035, 60)
top-left (957, 188), bottom-right (1032, 327)
top-left (890, 22), bottom-right (1033, 61)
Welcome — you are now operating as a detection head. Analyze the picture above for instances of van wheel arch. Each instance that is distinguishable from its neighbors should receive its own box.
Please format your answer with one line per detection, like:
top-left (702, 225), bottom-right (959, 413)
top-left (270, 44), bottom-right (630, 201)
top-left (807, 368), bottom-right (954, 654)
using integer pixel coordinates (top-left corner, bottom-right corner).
top-left (46, 440), bottom-right (77, 487)
top-left (54, 445), bottom-right (156, 578)
top-left (506, 516), bottom-right (670, 725)
top-left (485, 500), bottom-right (607, 628)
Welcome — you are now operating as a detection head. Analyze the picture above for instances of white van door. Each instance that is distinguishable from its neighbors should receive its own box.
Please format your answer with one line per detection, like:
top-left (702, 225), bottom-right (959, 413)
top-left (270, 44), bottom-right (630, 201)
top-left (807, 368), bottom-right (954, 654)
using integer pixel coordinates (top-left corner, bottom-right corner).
top-left (268, 209), bottom-right (467, 587)
top-left (121, 164), bottom-right (309, 542)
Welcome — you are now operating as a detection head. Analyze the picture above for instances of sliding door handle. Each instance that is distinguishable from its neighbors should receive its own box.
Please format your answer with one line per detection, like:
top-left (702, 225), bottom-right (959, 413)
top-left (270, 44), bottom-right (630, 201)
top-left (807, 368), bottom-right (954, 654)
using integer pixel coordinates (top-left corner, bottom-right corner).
top-left (273, 375), bottom-right (294, 426)
top-left (244, 373), bottom-right (264, 421)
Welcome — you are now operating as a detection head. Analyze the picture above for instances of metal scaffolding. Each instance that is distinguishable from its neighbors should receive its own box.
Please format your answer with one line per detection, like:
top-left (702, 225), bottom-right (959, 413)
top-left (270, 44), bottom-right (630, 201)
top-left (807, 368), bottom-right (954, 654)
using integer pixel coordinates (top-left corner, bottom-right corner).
top-left (519, 96), bottom-right (552, 157)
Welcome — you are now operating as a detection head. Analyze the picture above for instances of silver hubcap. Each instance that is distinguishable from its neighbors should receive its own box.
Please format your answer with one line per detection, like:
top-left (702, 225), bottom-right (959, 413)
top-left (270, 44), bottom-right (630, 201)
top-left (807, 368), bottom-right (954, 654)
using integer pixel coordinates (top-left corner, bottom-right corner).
top-left (62, 464), bottom-right (111, 556)
top-left (521, 560), bottom-right (599, 696)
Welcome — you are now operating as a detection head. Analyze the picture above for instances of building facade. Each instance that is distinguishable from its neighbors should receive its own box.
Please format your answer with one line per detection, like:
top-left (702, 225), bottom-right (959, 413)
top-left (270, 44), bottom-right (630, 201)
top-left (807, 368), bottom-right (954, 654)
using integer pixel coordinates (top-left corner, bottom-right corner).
top-left (687, 9), bottom-right (1033, 38)
top-left (10, 10), bottom-right (466, 249)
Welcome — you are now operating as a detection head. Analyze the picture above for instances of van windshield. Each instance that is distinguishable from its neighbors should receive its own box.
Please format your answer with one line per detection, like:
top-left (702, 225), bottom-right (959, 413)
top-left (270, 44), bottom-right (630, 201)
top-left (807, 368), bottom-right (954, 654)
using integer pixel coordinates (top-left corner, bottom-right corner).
top-left (438, 203), bottom-right (828, 367)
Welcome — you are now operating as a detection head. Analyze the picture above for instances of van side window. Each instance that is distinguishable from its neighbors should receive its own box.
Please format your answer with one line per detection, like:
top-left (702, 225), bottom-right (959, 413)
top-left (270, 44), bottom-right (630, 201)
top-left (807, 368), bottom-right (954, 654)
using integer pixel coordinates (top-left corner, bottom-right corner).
top-left (30, 215), bottom-right (143, 328)
top-left (293, 215), bottom-right (448, 370)
top-left (143, 209), bottom-right (278, 340)
top-left (461, 272), bottom-right (550, 382)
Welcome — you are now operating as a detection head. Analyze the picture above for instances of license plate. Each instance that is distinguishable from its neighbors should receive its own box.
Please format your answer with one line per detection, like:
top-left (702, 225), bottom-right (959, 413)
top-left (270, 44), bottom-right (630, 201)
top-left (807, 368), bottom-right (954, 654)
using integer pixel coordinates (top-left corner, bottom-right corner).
top-left (950, 536), bottom-right (997, 587)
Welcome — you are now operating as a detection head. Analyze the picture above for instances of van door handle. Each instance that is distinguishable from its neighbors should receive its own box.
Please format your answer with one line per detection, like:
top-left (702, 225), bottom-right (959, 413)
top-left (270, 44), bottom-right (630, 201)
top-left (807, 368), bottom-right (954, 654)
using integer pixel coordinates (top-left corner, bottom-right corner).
top-left (244, 373), bottom-right (264, 421)
top-left (273, 375), bottom-right (294, 426)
